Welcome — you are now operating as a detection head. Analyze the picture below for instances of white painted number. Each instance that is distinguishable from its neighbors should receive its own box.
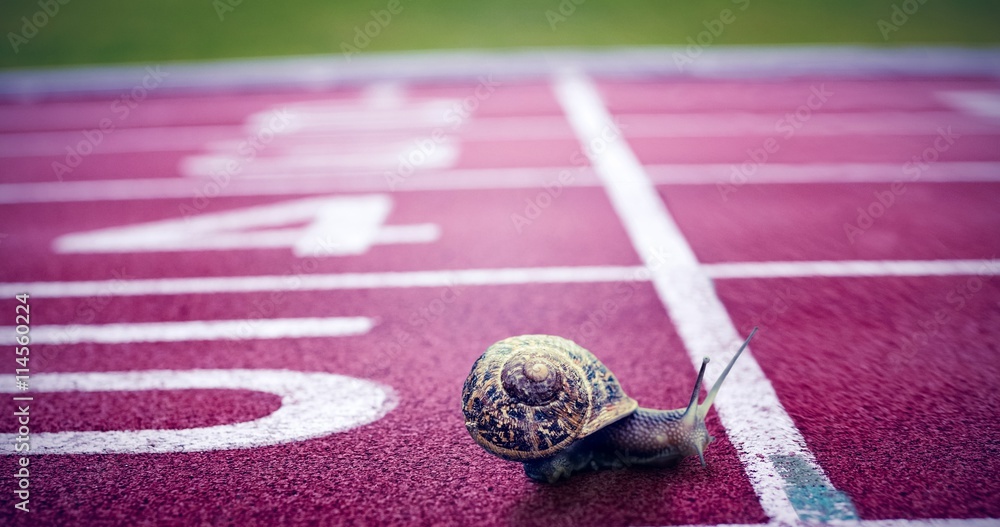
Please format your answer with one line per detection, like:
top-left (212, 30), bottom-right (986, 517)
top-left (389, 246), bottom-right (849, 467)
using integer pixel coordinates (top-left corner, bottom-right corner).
top-left (0, 369), bottom-right (396, 454)
top-left (52, 194), bottom-right (440, 256)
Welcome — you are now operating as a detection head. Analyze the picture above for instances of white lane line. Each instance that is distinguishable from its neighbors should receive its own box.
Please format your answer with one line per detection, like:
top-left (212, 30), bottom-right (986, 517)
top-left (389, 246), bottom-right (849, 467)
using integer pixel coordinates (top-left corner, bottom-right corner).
top-left (859, 520), bottom-right (1000, 527)
top-left (555, 71), bottom-right (857, 523)
top-left (0, 114), bottom-right (571, 138)
top-left (637, 520), bottom-right (999, 527)
top-left (0, 167), bottom-right (600, 204)
top-left (179, 147), bottom-right (459, 177)
top-left (0, 125), bottom-right (239, 156)
top-left (3, 259), bottom-right (995, 299)
top-left (0, 369), bottom-right (396, 454)
top-left (0, 266), bottom-right (647, 298)
top-left (647, 162), bottom-right (1000, 185)
top-left (373, 224), bottom-right (441, 245)
top-left (3, 111), bottom-right (997, 156)
top-left (618, 111), bottom-right (1000, 137)
top-left (705, 259), bottom-right (1000, 279)
top-left (6, 317), bottom-right (374, 344)
top-left (362, 79), bottom-right (405, 108)
top-left (3, 162), bottom-right (999, 204)
top-left (939, 90), bottom-right (1000, 119)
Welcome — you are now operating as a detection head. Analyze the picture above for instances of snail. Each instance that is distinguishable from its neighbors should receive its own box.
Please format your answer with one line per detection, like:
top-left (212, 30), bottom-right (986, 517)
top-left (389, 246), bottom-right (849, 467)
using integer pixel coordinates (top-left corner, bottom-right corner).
top-left (461, 328), bottom-right (757, 483)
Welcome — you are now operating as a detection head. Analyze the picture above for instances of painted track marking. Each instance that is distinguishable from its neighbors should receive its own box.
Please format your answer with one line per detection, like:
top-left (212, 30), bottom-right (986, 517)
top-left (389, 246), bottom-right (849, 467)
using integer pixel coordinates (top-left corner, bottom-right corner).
top-left (0, 266), bottom-right (647, 298)
top-left (3, 162), bottom-right (999, 204)
top-left (1, 48), bottom-right (998, 525)
top-left (52, 194), bottom-right (440, 257)
top-left (3, 110), bottom-right (996, 157)
top-left (2, 260), bottom-right (995, 299)
top-left (554, 70), bottom-right (858, 523)
top-left (628, 521), bottom-right (1000, 527)
top-left (5, 317), bottom-right (374, 345)
top-left (705, 259), bottom-right (1000, 279)
top-left (0, 369), bottom-right (396, 454)
top-left (646, 162), bottom-right (1000, 185)
top-left (938, 90), bottom-right (1000, 119)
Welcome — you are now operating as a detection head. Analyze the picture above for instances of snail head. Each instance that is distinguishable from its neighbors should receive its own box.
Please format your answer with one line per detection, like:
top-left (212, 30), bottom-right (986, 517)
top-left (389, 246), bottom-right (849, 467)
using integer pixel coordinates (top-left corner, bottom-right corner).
top-left (679, 327), bottom-right (757, 465)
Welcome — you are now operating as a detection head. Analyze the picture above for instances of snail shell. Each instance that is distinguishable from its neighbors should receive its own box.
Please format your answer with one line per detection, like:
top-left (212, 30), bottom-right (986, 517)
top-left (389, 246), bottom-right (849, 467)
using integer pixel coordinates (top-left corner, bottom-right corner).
top-left (461, 335), bottom-right (638, 461)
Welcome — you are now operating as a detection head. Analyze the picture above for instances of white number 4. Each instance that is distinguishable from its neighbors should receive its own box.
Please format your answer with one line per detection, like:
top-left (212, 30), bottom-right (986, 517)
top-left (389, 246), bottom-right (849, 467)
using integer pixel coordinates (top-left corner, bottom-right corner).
top-left (53, 194), bottom-right (439, 257)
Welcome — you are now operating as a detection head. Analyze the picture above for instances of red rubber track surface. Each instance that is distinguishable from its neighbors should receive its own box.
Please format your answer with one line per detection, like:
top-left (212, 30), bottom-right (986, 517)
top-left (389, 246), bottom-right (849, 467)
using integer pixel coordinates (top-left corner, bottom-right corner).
top-left (0, 71), bottom-right (998, 526)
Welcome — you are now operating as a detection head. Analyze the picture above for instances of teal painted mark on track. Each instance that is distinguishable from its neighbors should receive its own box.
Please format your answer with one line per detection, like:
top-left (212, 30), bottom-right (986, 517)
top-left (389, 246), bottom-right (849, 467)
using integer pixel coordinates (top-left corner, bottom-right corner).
top-left (771, 454), bottom-right (859, 522)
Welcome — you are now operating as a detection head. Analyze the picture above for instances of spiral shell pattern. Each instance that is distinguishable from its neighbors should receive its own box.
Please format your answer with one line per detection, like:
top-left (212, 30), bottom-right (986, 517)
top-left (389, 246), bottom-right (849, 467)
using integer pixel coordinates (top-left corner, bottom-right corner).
top-left (462, 335), bottom-right (638, 461)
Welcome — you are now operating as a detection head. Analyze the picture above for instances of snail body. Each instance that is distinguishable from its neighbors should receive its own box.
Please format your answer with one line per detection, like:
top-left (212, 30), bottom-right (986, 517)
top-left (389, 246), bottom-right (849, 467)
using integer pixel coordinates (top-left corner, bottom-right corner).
top-left (461, 329), bottom-right (757, 483)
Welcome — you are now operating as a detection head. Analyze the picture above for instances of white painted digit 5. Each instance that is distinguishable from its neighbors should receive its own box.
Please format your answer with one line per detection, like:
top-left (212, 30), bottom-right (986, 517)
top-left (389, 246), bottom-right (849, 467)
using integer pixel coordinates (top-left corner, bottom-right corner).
top-left (0, 369), bottom-right (396, 454)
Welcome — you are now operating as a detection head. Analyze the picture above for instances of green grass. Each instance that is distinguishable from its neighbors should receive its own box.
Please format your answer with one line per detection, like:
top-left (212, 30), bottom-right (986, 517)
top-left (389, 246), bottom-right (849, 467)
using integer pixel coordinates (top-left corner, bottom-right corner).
top-left (2, 0), bottom-right (998, 70)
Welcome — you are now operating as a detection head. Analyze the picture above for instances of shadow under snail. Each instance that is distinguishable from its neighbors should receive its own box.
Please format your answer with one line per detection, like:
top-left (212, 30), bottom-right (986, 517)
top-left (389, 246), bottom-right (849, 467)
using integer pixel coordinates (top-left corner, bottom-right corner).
top-left (461, 328), bottom-right (757, 483)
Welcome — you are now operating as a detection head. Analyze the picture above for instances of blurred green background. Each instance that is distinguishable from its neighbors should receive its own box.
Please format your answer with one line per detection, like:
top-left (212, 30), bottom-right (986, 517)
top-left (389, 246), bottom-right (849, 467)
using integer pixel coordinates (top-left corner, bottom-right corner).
top-left (2, 0), bottom-right (999, 69)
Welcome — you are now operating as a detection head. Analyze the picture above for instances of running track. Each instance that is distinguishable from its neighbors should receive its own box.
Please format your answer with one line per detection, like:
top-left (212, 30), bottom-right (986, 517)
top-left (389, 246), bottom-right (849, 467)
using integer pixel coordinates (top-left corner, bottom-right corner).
top-left (0, 48), bottom-right (999, 526)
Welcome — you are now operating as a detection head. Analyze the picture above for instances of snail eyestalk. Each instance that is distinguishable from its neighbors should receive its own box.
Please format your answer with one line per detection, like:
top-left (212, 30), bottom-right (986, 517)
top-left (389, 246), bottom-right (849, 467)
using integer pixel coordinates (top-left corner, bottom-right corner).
top-left (681, 357), bottom-right (710, 426)
top-left (697, 327), bottom-right (758, 420)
